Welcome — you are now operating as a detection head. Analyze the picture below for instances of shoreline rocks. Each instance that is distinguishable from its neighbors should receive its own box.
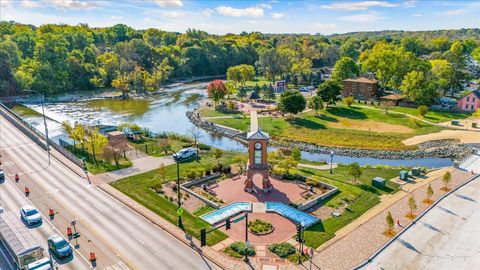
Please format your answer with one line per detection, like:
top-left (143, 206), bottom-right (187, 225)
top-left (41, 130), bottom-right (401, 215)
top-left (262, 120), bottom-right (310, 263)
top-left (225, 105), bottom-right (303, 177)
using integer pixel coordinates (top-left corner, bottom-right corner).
top-left (186, 110), bottom-right (474, 161)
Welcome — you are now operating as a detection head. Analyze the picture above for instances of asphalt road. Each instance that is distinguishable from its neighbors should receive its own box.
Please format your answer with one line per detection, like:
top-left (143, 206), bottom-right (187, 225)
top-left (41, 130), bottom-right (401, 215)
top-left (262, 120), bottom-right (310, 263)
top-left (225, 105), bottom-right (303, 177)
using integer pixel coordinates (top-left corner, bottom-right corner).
top-left (364, 175), bottom-right (480, 270)
top-left (0, 114), bottom-right (221, 270)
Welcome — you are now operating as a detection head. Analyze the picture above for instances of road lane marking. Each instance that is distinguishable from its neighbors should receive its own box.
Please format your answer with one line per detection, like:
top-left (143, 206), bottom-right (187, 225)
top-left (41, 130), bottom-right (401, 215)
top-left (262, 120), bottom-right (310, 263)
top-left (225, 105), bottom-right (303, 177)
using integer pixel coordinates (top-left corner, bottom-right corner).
top-left (133, 236), bottom-right (144, 245)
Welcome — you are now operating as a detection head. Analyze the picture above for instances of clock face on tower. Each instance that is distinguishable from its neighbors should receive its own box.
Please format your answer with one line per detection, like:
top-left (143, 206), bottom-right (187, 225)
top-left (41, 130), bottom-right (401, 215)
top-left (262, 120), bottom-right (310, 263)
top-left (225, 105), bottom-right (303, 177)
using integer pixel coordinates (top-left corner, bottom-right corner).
top-left (254, 142), bottom-right (262, 150)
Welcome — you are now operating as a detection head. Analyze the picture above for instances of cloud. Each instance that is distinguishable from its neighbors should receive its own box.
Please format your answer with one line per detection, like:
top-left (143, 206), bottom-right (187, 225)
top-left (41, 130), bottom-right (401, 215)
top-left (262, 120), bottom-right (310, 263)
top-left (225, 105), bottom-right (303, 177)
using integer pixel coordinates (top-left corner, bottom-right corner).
top-left (215, 6), bottom-right (264, 18)
top-left (202, 8), bottom-right (214, 17)
top-left (412, 13), bottom-right (422, 17)
top-left (43, 0), bottom-right (98, 10)
top-left (437, 9), bottom-right (466, 16)
top-left (109, 15), bottom-right (124, 20)
top-left (258, 3), bottom-right (272, 9)
top-left (153, 0), bottom-right (183, 8)
top-left (21, 0), bottom-right (41, 8)
top-left (340, 12), bottom-right (386, 22)
top-left (271, 13), bottom-right (285, 19)
top-left (321, 1), bottom-right (398, 11)
top-left (1, 0), bottom-right (13, 8)
top-left (403, 1), bottom-right (416, 8)
top-left (162, 11), bottom-right (185, 18)
top-left (313, 23), bottom-right (337, 31)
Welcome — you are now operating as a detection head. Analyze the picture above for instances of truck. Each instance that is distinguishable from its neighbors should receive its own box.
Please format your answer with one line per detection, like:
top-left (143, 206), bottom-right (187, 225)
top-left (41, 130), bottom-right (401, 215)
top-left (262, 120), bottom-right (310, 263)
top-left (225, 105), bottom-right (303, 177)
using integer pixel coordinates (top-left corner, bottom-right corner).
top-left (0, 211), bottom-right (51, 270)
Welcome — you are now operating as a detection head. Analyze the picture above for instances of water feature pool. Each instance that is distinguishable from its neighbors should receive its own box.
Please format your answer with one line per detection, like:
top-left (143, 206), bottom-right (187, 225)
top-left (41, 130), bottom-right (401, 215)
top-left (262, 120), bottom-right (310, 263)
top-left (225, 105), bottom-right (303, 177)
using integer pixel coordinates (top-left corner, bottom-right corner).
top-left (201, 202), bottom-right (252, 225)
top-left (265, 202), bottom-right (318, 228)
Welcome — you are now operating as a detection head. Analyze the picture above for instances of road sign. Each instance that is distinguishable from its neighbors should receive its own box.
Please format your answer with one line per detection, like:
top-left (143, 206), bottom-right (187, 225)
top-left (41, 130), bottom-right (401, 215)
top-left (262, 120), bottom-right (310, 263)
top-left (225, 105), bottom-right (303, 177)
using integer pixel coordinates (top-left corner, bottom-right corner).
top-left (233, 216), bottom-right (245, 223)
top-left (177, 208), bottom-right (184, 216)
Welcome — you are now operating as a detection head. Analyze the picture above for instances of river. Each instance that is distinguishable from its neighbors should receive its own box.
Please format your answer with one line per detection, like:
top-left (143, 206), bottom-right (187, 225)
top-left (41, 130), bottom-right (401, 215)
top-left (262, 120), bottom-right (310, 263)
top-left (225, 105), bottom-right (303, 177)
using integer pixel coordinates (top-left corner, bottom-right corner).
top-left (17, 82), bottom-right (452, 168)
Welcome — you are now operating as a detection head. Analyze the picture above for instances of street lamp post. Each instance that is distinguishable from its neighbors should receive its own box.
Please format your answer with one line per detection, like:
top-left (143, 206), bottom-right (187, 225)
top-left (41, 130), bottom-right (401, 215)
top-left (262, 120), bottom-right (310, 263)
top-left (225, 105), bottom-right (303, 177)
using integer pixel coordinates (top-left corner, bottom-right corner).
top-left (329, 151), bottom-right (334, 174)
top-left (298, 221), bottom-right (305, 264)
top-left (82, 158), bottom-right (91, 184)
top-left (23, 90), bottom-right (50, 165)
top-left (167, 149), bottom-right (183, 229)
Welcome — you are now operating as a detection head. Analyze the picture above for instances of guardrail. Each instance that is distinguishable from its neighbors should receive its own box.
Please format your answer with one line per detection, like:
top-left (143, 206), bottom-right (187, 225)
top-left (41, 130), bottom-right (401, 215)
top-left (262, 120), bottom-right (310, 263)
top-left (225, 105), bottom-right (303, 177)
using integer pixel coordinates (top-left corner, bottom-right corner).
top-left (352, 173), bottom-right (480, 269)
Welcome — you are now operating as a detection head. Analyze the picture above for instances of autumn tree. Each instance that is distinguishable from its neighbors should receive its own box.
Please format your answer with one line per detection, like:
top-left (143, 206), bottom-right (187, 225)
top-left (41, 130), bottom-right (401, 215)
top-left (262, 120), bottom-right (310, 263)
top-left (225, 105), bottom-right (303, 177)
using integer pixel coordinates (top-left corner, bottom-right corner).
top-left (442, 171), bottom-right (451, 191)
top-left (425, 184), bottom-right (434, 204)
top-left (385, 211), bottom-right (395, 236)
top-left (407, 196), bottom-right (417, 219)
top-left (207, 79), bottom-right (227, 108)
top-left (86, 127), bottom-right (107, 163)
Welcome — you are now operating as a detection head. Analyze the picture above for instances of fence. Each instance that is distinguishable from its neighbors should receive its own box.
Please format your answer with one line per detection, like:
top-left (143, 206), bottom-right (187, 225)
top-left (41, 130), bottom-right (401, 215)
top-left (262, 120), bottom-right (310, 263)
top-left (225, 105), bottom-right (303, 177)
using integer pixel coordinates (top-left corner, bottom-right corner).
top-left (0, 103), bottom-right (84, 168)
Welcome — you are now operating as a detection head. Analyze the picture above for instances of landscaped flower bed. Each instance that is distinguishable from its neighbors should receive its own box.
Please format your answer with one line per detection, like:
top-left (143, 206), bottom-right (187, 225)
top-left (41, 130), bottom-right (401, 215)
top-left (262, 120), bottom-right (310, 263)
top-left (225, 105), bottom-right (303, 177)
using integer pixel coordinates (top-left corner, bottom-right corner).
top-left (247, 219), bottom-right (274, 235)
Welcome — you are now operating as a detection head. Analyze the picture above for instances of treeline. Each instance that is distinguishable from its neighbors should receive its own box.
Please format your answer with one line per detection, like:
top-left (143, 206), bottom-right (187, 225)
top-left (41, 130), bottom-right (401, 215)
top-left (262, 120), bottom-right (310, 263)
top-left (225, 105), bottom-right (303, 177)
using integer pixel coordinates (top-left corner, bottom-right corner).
top-left (0, 21), bottom-right (479, 97)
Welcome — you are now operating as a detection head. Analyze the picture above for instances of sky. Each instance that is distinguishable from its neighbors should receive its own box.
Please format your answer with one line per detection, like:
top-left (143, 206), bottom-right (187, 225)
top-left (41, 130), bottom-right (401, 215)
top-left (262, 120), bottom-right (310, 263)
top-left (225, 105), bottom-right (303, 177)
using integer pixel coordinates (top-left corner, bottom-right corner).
top-left (0, 0), bottom-right (479, 35)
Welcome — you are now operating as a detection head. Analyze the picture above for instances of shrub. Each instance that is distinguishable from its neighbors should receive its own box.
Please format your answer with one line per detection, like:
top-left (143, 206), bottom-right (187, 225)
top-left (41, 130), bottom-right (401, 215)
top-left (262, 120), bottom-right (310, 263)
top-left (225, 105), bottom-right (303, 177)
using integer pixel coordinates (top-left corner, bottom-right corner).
top-left (230, 242), bottom-right (255, 256)
top-left (268, 243), bottom-right (296, 258)
top-left (182, 143), bottom-right (193, 148)
top-left (198, 143), bottom-right (211, 150)
top-left (222, 165), bottom-right (232, 174)
top-left (282, 173), bottom-right (307, 182)
top-left (248, 219), bottom-right (273, 234)
top-left (306, 179), bottom-right (319, 187)
top-left (343, 96), bottom-right (355, 107)
top-left (418, 105), bottom-right (429, 116)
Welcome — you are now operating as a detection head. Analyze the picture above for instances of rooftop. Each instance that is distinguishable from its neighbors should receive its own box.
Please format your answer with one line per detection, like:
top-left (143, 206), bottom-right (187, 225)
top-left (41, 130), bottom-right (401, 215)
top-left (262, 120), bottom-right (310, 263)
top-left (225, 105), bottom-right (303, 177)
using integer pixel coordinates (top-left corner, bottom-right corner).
top-left (381, 94), bottom-right (405, 100)
top-left (343, 76), bottom-right (378, 84)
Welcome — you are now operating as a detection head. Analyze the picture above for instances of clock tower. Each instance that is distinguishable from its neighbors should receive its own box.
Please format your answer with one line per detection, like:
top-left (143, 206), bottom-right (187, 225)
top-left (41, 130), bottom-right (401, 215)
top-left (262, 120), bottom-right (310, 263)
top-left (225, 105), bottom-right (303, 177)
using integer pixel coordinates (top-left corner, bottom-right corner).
top-left (245, 111), bottom-right (273, 193)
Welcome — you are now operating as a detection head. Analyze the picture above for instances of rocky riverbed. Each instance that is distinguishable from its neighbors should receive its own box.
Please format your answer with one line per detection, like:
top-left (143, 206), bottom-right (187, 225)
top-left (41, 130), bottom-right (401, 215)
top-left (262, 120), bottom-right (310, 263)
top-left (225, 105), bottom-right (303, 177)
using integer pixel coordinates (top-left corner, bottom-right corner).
top-left (187, 110), bottom-right (474, 161)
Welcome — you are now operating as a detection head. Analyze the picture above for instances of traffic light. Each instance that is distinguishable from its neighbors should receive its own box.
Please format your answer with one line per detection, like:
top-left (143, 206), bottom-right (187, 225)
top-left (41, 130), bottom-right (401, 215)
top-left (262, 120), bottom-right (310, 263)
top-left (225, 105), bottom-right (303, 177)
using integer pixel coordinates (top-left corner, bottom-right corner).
top-left (226, 218), bottom-right (231, 230)
top-left (296, 225), bottom-right (302, 242)
top-left (200, 229), bottom-right (206, 247)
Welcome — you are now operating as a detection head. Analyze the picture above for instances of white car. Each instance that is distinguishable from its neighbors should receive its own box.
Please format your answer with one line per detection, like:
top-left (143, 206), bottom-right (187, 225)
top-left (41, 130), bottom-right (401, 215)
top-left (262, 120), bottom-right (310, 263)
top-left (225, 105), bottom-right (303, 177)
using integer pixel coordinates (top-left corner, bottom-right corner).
top-left (20, 205), bottom-right (42, 225)
top-left (173, 147), bottom-right (198, 161)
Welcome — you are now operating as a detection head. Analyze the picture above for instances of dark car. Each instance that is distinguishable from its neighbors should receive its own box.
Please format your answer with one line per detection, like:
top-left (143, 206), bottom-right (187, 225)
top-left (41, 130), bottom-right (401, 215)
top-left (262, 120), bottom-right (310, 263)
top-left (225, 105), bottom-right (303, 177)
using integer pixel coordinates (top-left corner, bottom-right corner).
top-left (48, 234), bottom-right (72, 258)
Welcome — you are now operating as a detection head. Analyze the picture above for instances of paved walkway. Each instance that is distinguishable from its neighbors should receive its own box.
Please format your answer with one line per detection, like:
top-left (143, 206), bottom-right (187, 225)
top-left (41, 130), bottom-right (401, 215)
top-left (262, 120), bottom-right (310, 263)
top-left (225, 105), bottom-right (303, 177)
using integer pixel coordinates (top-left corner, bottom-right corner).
top-left (312, 168), bottom-right (475, 270)
top-left (96, 155), bottom-right (175, 182)
top-left (364, 175), bottom-right (480, 270)
top-left (297, 163), bottom-right (338, 171)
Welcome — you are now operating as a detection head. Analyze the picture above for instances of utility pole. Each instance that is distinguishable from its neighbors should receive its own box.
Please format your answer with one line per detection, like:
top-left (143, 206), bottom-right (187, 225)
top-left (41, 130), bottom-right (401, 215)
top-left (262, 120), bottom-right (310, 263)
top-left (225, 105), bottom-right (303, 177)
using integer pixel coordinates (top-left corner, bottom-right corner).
top-left (23, 90), bottom-right (50, 165)
top-left (244, 212), bottom-right (249, 263)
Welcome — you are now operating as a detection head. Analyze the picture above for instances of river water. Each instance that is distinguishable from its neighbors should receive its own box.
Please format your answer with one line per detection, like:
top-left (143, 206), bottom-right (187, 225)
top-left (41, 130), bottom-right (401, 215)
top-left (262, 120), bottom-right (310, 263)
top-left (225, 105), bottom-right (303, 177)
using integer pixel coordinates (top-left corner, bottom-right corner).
top-left (19, 82), bottom-right (452, 168)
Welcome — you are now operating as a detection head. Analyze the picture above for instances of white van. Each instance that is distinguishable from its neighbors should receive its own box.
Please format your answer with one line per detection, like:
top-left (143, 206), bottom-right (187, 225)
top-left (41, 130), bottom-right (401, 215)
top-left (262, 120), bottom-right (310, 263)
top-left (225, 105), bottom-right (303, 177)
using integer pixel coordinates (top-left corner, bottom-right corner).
top-left (173, 147), bottom-right (198, 161)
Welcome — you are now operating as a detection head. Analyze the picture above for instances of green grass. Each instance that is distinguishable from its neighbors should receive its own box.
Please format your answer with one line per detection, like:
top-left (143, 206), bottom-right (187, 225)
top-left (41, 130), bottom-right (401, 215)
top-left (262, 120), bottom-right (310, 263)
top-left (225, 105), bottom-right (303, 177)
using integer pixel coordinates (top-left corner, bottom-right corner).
top-left (294, 164), bottom-right (402, 248)
top-left (193, 205), bottom-right (215, 216)
top-left (386, 106), bottom-right (470, 123)
top-left (210, 104), bottom-right (443, 150)
top-left (198, 106), bottom-right (242, 118)
top-left (86, 159), bottom-right (132, 174)
top-left (129, 136), bottom-right (191, 157)
top-left (111, 149), bottom-right (238, 246)
top-left (11, 104), bottom-right (43, 117)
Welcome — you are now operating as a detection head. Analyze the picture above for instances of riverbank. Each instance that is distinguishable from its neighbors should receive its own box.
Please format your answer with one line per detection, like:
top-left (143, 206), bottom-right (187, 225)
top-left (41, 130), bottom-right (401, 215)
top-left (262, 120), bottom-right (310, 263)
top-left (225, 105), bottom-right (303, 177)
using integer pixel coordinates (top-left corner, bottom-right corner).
top-left (187, 109), bottom-right (474, 161)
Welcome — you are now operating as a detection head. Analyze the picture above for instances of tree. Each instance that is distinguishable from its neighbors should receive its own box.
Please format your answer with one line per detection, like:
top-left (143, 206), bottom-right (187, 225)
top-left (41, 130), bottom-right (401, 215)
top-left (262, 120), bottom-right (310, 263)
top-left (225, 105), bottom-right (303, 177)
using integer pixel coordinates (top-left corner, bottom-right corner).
top-left (385, 211), bottom-right (394, 235)
top-left (418, 105), bottom-right (429, 116)
top-left (278, 90), bottom-right (306, 115)
top-left (256, 48), bottom-right (290, 82)
top-left (71, 123), bottom-right (86, 152)
top-left (237, 87), bottom-right (247, 101)
top-left (279, 157), bottom-right (298, 175)
top-left (400, 71), bottom-right (438, 106)
top-left (407, 196), bottom-right (417, 218)
top-left (103, 140), bottom-right (129, 168)
top-left (308, 96), bottom-right (324, 115)
top-left (157, 137), bottom-right (171, 154)
top-left (348, 162), bottom-right (362, 182)
top-left (472, 47), bottom-right (480, 62)
top-left (442, 171), bottom-right (451, 191)
top-left (207, 79), bottom-right (227, 108)
top-left (86, 127), bottom-right (107, 163)
top-left (429, 59), bottom-right (455, 93)
top-left (425, 184), bottom-right (434, 204)
top-left (233, 155), bottom-right (247, 173)
top-left (268, 150), bottom-right (281, 171)
top-left (112, 72), bottom-right (131, 99)
top-left (331, 57), bottom-right (359, 82)
top-left (213, 148), bottom-right (223, 166)
top-left (343, 96), bottom-right (355, 107)
top-left (159, 162), bottom-right (166, 181)
top-left (317, 80), bottom-right (341, 107)
top-left (188, 126), bottom-right (203, 159)
top-left (291, 147), bottom-right (301, 162)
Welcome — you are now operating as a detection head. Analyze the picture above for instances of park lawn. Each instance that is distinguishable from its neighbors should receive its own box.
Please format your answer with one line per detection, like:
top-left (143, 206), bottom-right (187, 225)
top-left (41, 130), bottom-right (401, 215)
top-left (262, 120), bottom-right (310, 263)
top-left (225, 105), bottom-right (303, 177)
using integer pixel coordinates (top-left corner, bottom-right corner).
top-left (111, 150), bottom-right (239, 246)
top-left (210, 104), bottom-right (444, 150)
top-left (86, 159), bottom-right (132, 174)
top-left (293, 165), bottom-right (402, 248)
top-left (386, 106), bottom-right (470, 123)
top-left (11, 104), bottom-right (43, 117)
top-left (198, 106), bottom-right (242, 118)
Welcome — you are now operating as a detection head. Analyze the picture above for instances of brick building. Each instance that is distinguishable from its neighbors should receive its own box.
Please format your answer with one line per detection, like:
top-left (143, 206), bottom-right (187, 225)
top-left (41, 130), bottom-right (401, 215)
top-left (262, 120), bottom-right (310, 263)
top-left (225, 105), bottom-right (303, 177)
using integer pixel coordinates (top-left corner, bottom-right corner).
top-left (342, 76), bottom-right (379, 100)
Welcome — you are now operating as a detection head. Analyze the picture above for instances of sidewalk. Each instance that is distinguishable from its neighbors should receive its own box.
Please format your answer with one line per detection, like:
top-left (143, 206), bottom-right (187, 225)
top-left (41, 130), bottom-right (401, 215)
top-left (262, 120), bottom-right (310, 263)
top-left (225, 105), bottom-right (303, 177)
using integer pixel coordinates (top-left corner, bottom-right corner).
top-left (312, 168), bottom-right (475, 270)
top-left (95, 155), bottom-right (175, 183)
top-left (297, 163), bottom-right (338, 171)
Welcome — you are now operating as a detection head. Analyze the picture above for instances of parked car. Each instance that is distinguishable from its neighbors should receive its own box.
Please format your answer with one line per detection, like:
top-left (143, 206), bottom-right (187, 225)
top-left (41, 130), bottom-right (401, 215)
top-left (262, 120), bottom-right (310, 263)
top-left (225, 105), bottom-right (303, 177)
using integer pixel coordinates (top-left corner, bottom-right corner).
top-left (47, 234), bottom-right (72, 258)
top-left (173, 147), bottom-right (198, 161)
top-left (20, 205), bottom-right (42, 226)
top-left (0, 169), bottom-right (5, 181)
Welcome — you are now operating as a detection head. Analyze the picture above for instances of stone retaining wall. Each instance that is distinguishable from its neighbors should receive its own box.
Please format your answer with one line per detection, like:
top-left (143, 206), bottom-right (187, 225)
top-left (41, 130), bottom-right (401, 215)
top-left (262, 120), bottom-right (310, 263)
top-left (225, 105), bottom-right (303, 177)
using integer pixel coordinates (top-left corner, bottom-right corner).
top-left (298, 181), bottom-right (339, 211)
top-left (180, 173), bottom-right (222, 209)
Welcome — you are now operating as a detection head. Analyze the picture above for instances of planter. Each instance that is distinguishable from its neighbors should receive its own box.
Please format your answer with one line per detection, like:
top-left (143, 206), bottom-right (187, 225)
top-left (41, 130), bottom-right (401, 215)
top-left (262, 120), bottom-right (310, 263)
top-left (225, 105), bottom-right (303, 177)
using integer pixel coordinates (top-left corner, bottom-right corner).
top-left (248, 226), bottom-right (274, 236)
